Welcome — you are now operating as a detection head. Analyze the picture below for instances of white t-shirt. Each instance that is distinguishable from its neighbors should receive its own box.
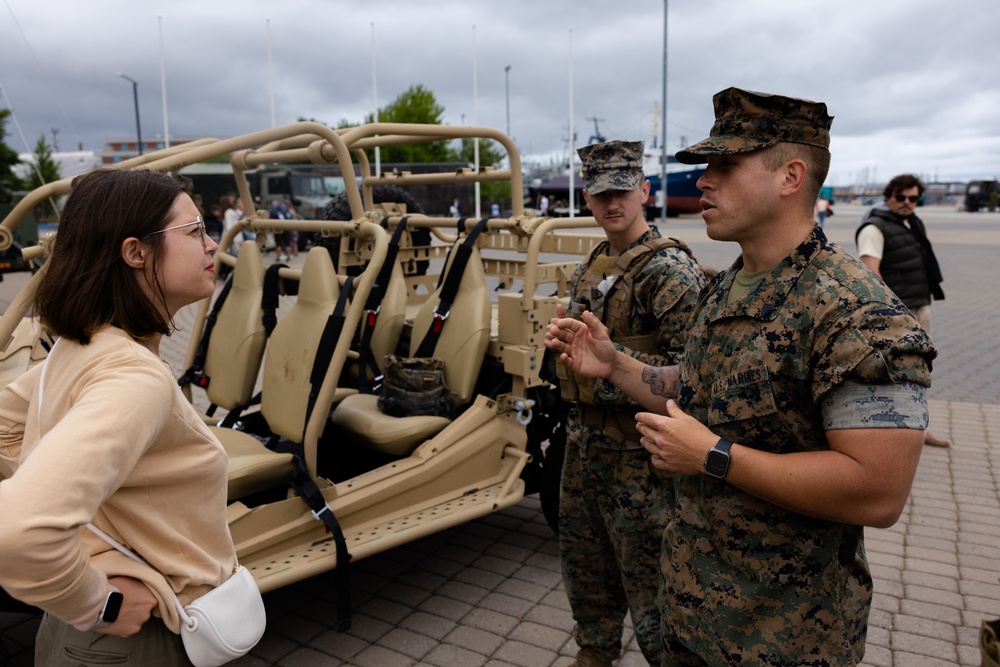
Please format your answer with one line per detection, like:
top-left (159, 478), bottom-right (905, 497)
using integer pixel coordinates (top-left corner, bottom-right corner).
top-left (857, 218), bottom-right (912, 260)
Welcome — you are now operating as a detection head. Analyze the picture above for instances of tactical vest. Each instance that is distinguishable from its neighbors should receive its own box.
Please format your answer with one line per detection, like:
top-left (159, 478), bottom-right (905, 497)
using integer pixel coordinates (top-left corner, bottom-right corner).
top-left (856, 214), bottom-right (929, 309)
top-left (557, 235), bottom-right (694, 408)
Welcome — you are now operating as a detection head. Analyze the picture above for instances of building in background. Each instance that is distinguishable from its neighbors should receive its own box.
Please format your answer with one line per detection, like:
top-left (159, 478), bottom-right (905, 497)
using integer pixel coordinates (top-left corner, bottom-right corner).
top-left (99, 136), bottom-right (199, 164)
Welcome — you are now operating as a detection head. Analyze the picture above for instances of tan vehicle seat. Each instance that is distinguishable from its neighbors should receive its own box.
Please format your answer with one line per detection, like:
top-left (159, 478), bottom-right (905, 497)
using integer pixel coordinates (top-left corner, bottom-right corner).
top-left (200, 242), bottom-right (283, 500)
top-left (260, 246), bottom-right (358, 441)
top-left (0, 317), bottom-right (49, 480)
top-left (202, 241), bottom-right (267, 414)
top-left (331, 241), bottom-right (492, 456)
top-left (217, 246), bottom-right (360, 499)
top-left (174, 240), bottom-right (289, 500)
top-left (341, 261), bottom-right (408, 392)
top-left (0, 317), bottom-right (50, 392)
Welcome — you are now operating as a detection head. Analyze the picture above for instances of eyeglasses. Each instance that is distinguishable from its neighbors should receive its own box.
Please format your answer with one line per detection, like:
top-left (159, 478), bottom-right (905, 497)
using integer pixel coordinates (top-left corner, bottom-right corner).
top-left (145, 216), bottom-right (209, 250)
top-left (894, 194), bottom-right (920, 204)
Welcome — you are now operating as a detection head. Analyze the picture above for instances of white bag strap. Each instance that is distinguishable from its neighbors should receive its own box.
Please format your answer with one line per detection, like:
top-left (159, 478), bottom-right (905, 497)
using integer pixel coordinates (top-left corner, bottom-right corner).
top-left (85, 522), bottom-right (193, 627)
top-left (36, 338), bottom-right (60, 429)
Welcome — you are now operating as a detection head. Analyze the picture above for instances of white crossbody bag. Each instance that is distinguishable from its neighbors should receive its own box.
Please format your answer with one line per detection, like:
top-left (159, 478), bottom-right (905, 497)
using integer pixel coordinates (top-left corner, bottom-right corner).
top-left (84, 523), bottom-right (265, 667)
top-left (38, 340), bottom-right (266, 666)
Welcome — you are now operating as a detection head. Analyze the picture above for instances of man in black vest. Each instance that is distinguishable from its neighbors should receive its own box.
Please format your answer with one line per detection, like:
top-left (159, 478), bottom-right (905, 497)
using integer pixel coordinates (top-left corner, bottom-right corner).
top-left (857, 173), bottom-right (948, 447)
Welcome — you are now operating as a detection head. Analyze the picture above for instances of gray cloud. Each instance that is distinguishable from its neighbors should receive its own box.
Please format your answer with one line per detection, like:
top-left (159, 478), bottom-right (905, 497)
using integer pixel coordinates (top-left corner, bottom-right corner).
top-left (2, 0), bottom-right (998, 184)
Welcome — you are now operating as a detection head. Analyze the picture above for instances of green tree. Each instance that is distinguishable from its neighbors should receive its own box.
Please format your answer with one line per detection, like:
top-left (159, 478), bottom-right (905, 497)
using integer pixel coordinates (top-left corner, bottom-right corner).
top-left (0, 110), bottom-right (23, 194)
top-left (308, 85), bottom-right (514, 205)
top-left (454, 137), bottom-right (506, 167)
top-left (369, 84), bottom-right (452, 163)
top-left (373, 84), bottom-right (444, 124)
top-left (24, 135), bottom-right (61, 219)
top-left (337, 84), bottom-right (454, 164)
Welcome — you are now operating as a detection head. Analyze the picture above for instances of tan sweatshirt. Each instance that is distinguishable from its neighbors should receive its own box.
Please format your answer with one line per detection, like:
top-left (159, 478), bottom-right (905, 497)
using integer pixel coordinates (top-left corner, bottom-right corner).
top-left (0, 326), bottom-right (235, 633)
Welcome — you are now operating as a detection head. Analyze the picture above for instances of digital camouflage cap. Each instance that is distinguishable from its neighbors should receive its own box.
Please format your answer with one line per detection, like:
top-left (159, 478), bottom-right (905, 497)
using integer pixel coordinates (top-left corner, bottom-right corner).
top-left (577, 140), bottom-right (644, 194)
top-left (675, 87), bottom-right (833, 165)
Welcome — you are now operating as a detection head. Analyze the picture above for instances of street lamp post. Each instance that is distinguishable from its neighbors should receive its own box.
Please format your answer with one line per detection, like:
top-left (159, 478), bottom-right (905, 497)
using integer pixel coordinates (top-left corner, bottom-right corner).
top-left (117, 73), bottom-right (143, 156)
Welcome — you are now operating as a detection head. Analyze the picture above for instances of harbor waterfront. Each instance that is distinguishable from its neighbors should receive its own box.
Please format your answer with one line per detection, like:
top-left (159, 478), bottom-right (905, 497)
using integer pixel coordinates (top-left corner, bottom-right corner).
top-left (1, 204), bottom-right (998, 666)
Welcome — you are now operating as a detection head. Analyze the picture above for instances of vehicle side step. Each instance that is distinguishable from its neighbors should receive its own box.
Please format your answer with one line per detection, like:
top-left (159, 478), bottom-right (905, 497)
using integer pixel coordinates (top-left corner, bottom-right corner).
top-left (245, 477), bottom-right (525, 593)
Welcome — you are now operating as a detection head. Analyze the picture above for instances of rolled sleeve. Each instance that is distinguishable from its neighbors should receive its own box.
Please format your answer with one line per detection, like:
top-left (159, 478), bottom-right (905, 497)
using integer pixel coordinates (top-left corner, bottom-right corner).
top-left (821, 380), bottom-right (928, 430)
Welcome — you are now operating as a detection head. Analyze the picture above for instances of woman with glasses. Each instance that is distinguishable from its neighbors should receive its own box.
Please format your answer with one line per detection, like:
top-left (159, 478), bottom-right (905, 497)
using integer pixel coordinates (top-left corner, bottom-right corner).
top-left (0, 169), bottom-right (246, 664)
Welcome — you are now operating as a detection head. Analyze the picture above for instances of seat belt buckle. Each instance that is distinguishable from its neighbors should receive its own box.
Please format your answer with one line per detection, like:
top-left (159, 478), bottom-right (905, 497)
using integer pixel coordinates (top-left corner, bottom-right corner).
top-left (431, 307), bottom-right (450, 333)
top-left (365, 307), bottom-right (380, 328)
top-left (312, 504), bottom-right (334, 531)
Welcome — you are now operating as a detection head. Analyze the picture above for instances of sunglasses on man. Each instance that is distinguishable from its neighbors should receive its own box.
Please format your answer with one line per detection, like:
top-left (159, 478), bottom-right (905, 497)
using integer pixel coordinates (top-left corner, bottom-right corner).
top-left (894, 194), bottom-right (920, 204)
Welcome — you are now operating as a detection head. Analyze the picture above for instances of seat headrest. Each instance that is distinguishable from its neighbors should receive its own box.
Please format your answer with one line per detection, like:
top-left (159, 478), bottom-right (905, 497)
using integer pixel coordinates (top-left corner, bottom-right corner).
top-left (298, 247), bottom-right (338, 303)
top-left (232, 241), bottom-right (264, 288)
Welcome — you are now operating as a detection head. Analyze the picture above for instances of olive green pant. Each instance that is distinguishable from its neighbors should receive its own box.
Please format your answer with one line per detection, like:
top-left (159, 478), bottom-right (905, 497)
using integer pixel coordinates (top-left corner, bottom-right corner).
top-left (35, 613), bottom-right (192, 666)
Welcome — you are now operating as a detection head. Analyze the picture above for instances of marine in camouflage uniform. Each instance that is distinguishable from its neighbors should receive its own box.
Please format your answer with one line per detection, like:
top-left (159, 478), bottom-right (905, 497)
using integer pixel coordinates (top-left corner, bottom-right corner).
top-left (665, 89), bottom-right (936, 666)
top-left (665, 226), bottom-right (933, 666)
top-left (545, 89), bottom-right (936, 667)
top-left (558, 140), bottom-right (705, 666)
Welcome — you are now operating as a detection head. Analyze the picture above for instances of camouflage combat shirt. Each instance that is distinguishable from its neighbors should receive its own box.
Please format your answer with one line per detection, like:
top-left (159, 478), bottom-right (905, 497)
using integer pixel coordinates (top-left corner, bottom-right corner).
top-left (669, 226), bottom-right (936, 666)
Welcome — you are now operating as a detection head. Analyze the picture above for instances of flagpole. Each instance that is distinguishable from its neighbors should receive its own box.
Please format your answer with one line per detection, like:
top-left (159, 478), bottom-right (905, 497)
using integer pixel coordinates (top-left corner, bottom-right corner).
top-left (266, 18), bottom-right (276, 128)
top-left (568, 28), bottom-right (574, 219)
top-left (158, 15), bottom-right (169, 147)
top-left (371, 22), bottom-right (380, 178)
top-left (472, 24), bottom-right (481, 218)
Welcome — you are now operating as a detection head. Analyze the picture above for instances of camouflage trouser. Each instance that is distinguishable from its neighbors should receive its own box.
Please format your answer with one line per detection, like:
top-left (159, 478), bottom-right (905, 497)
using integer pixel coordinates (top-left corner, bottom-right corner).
top-left (559, 419), bottom-right (672, 665)
top-left (661, 633), bottom-right (710, 667)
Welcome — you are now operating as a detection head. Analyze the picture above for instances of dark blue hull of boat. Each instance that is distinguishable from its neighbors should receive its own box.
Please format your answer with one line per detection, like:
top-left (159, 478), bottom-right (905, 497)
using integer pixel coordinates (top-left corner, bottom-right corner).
top-left (646, 166), bottom-right (705, 216)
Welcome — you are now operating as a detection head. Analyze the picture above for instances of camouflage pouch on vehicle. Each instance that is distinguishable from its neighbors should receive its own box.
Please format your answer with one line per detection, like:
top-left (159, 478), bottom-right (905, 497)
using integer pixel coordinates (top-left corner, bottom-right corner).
top-left (377, 355), bottom-right (457, 419)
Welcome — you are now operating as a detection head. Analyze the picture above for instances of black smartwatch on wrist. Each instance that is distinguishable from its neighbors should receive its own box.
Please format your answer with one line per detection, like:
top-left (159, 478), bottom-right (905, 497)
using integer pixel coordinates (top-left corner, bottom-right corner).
top-left (703, 437), bottom-right (734, 479)
top-left (94, 585), bottom-right (123, 629)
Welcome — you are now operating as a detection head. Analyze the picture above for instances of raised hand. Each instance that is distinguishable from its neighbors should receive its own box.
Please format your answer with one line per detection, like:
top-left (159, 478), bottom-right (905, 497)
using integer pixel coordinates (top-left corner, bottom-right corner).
top-left (544, 309), bottom-right (618, 381)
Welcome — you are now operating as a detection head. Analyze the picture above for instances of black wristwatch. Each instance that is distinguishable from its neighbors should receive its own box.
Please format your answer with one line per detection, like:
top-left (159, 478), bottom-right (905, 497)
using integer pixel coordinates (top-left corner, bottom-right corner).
top-left (94, 586), bottom-right (123, 629)
top-left (703, 437), bottom-right (734, 479)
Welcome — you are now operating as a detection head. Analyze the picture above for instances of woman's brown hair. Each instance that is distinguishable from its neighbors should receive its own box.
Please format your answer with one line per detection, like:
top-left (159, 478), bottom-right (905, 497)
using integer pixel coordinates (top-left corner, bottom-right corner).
top-left (35, 169), bottom-right (192, 344)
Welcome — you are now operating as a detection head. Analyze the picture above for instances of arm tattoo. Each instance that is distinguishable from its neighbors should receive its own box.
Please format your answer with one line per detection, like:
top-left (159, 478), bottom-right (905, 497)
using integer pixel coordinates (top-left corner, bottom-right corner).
top-left (641, 365), bottom-right (679, 399)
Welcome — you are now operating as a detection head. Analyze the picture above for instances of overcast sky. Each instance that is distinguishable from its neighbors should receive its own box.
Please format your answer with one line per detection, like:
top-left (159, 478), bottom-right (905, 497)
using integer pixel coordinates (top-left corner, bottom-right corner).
top-left (3, 0), bottom-right (999, 186)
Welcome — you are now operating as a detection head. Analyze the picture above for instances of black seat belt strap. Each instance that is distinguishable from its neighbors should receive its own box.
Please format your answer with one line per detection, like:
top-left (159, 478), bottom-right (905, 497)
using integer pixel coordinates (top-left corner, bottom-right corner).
top-left (217, 391), bottom-right (263, 429)
top-left (302, 275), bottom-right (355, 434)
top-left (415, 217), bottom-right (489, 358)
top-left (261, 263), bottom-right (288, 337)
top-left (357, 217), bottom-right (409, 393)
top-left (177, 276), bottom-right (234, 390)
top-left (290, 456), bottom-right (352, 631)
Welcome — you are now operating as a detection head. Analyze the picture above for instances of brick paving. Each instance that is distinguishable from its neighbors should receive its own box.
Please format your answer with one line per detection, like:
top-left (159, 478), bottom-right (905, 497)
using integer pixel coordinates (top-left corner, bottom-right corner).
top-left (2, 205), bottom-right (998, 665)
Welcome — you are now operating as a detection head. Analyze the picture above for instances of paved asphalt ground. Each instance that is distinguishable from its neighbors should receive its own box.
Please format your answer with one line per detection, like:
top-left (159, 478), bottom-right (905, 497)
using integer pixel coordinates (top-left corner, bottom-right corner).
top-left (1, 204), bottom-right (998, 666)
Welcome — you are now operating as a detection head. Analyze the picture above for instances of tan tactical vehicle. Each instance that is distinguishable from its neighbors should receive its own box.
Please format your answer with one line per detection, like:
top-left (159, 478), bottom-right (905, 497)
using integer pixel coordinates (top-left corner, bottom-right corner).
top-left (0, 122), bottom-right (603, 628)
